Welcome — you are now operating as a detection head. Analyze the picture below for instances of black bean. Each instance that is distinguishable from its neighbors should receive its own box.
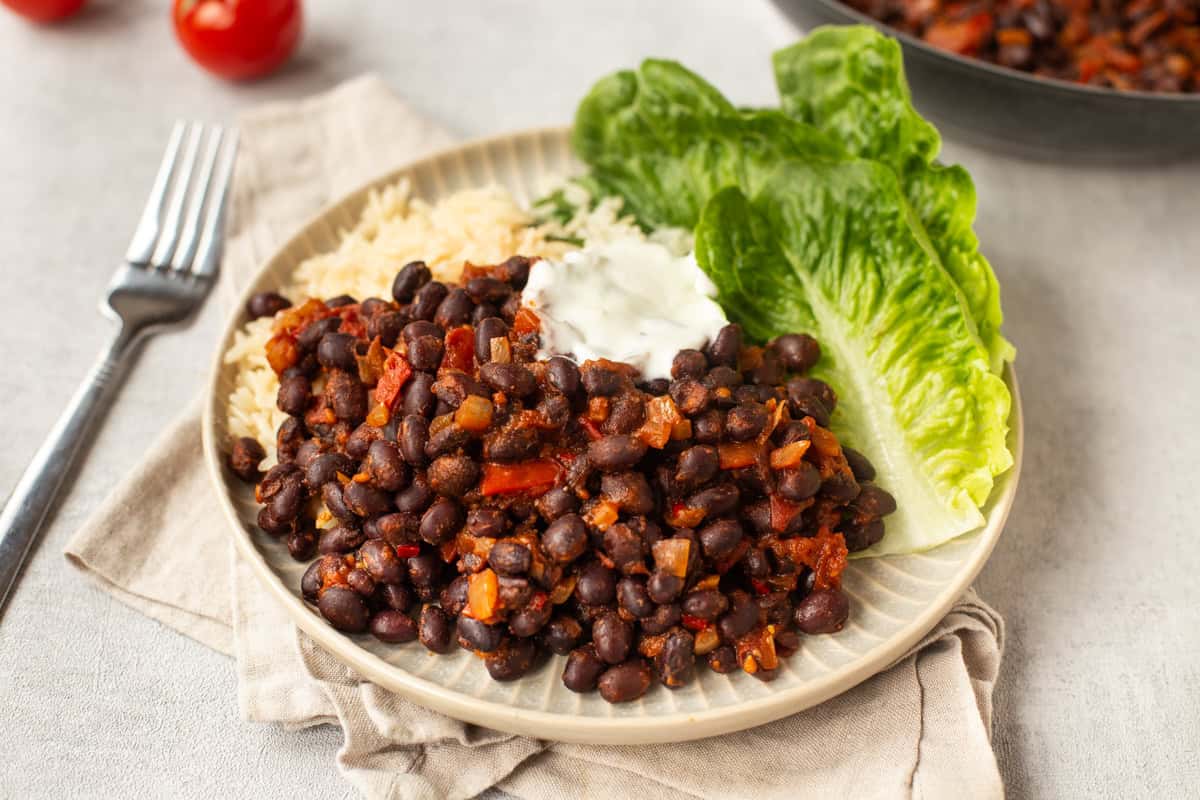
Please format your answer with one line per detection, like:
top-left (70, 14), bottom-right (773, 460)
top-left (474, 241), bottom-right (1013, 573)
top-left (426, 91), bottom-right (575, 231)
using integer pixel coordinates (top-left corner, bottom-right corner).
top-left (434, 288), bottom-right (474, 330)
top-left (432, 371), bottom-right (488, 410)
top-left (794, 589), bottom-right (850, 634)
top-left (427, 455), bottom-right (480, 498)
top-left (562, 645), bottom-right (606, 693)
top-left (463, 508), bottom-right (506, 539)
top-left (246, 291), bottom-right (291, 320)
top-left (682, 588), bottom-right (728, 621)
top-left (581, 363), bottom-right (624, 396)
top-left (343, 481), bottom-right (392, 517)
top-left (593, 612), bottom-right (634, 664)
top-left (680, 412), bottom-right (719, 450)
top-left (705, 366), bottom-right (741, 397)
top-left (750, 350), bottom-right (784, 386)
top-left (778, 463), bottom-right (821, 501)
top-left (440, 576), bottom-right (470, 616)
top-left (603, 524), bottom-right (647, 575)
top-left (364, 440), bottom-right (408, 492)
top-left (698, 519), bottom-right (743, 560)
top-left (669, 378), bottom-right (711, 416)
top-left (392, 261), bottom-right (431, 303)
top-left (407, 334), bottom-right (445, 372)
top-left (597, 660), bottom-right (651, 703)
top-left (381, 583), bottom-right (413, 612)
top-left (399, 415), bottom-right (430, 467)
top-left (674, 445), bottom-right (719, 487)
top-left (464, 275), bottom-right (512, 304)
top-left (344, 423), bottom-right (382, 460)
top-left (406, 550), bottom-right (441, 587)
top-left (769, 333), bottom-right (820, 372)
top-left (535, 487), bottom-right (579, 522)
top-left (603, 394), bottom-right (645, 435)
top-left (641, 603), bottom-right (681, 636)
top-left (418, 605), bottom-right (454, 653)
top-left (318, 586), bottom-right (369, 633)
top-left (641, 378), bottom-right (670, 395)
top-left (370, 610), bottom-right (417, 643)
top-left (822, 472), bottom-right (861, 503)
top-left (496, 255), bottom-right (531, 289)
top-left (268, 477), bottom-right (304, 522)
top-left (706, 324), bottom-right (742, 367)
top-left (366, 310), bottom-right (405, 348)
top-left (326, 369), bottom-right (368, 423)
top-left (725, 402), bottom-right (769, 442)
top-left (275, 416), bottom-right (306, 464)
top-left (541, 514), bottom-right (588, 563)
top-left (424, 422), bottom-right (471, 459)
top-left (355, 541), bottom-right (399, 585)
top-left (588, 435), bottom-right (647, 472)
top-left (788, 376), bottom-right (837, 413)
top-left (531, 616), bottom-right (576, 656)
top-left (344, 566), bottom-right (374, 597)
top-left (497, 575), bottom-right (532, 609)
top-left (485, 637), bottom-right (537, 681)
top-left (456, 616), bottom-right (503, 652)
top-left (483, 428), bottom-right (540, 461)
top-left (536, 394), bottom-right (572, 430)
top-left (758, 592), bottom-right (794, 628)
top-left (401, 372), bottom-right (437, 419)
top-left (842, 447), bottom-right (876, 482)
top-left (546, 356), bottom-right (581, 395)
top-left (228, 437), bottom-right (266, 482)
top-left (742, 548), bottom-right (770, 580)
top-left (718, 591), bottom-right (759, 642)
top-left (317, 332), bottom-right (359, 372)
top-left (601, 471), bottom-right (654, 515)
top-left (287, 528), bottom-right (316, 561)
top-left (322, 481), bottom-right (356, 522)
top-left (853, 483), bottom-right (897, 517)
top-left (575, 561), bottom-right (617, 606)
top-left (277, 372), bottom-right (311, 417)
top-left (613, 578), bottom-right (653, 622)
top-left (473, 303), bottom-right (498, 325)
top-left (410, 281), bottom-right (449, 321)
top-left (297, 317), bottom-right (341, 352)
top-left (318, 525), bottom-right (365, 555)
top-left (419, 498), bottom-right (464, 544)
top-left (488, 541), bottom-right (532, 576)
top-left (394, 474), bottom-right (434, 513)
top-left (841, 519), bottom-right (885, 552)
top-left (708, 645), bottom-right (738, 673)
top-left (509, 596), bottom-right (553, 637)
top-left (647, 571), bottom-right (684, 604)
top-left (671, 349), bottom-right (708, 380)
top-left (686, 483), bottom-right (739, 517)
top-left (789, 393), bottom-right (830, 428)
top-left (655, 629), bottom-right (695, 689)
top-left (301, 560), bottom-right (324, 602)
top-left (474, 317), bottom-right (509, 363)
top-left (479, 362), bottom-right (536, 397)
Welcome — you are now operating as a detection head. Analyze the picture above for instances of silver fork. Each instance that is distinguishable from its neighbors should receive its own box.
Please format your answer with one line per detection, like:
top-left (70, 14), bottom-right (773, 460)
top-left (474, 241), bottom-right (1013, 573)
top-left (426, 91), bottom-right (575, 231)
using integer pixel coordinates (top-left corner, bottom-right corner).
top-left (0, 121), bottom-right (238, 613)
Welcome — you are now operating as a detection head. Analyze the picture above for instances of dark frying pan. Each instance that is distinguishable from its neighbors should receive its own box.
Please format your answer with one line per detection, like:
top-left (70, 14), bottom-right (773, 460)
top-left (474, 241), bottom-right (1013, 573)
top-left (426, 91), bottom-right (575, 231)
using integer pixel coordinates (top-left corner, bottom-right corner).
top-left (774, 0), bottom-right (1200, 161)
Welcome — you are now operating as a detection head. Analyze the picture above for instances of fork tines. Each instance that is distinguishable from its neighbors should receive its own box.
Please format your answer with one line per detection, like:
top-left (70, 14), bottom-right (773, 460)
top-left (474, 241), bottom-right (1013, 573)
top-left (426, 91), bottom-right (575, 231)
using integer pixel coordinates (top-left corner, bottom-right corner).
top-left (126, 121), bottom-right (239, 278)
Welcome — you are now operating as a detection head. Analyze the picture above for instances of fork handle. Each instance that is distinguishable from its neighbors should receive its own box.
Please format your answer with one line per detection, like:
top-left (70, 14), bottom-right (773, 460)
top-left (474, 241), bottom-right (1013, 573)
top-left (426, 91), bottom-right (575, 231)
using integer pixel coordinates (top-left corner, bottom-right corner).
top-left (0, 325), bottom-right (139, 613)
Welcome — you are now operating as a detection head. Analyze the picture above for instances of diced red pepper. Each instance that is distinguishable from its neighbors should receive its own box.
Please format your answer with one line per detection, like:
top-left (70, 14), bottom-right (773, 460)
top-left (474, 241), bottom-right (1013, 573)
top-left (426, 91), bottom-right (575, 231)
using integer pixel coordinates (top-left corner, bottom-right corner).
top-left (681, 614), bottom-right (711, 632)
top-left (441, 325), bottom-right (475, 373)
top-left (769, 494), bottom-right (812, 533)
top-left (336, 305), bottom-right (367, 339)
top-left (578, 415), bottom-right (604, 441)
top-left (512, 307), bottom-right (540, 336)
top-left (393, 544), bottom-right (420, 559)
top-left (374, 350), bottom-right (413, 410)
top-left (480, 459), bottom-right (562, 496)
top-left (750, 578), bottom-right (771, 596)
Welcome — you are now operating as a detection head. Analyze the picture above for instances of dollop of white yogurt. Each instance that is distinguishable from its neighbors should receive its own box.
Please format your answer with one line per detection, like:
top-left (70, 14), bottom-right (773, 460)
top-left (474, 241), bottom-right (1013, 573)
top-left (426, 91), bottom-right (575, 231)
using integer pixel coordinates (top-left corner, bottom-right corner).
top-left (521, 238), bottom-right (728, 381)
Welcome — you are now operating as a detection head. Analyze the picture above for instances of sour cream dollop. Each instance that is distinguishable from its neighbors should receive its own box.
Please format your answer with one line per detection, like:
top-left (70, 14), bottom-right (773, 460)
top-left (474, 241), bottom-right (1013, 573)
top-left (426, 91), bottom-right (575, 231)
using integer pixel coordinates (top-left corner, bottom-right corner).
top-left (521, 239), bottom-right (728, 381)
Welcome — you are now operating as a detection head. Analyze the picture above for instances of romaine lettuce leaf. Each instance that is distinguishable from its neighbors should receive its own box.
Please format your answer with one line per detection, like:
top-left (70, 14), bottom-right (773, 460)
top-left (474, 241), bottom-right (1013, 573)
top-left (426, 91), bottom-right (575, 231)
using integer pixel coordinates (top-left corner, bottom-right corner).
top-left (773, 26), bottom-right (1014, 372)
top-left (696, 171), bottom-right (1011, 554)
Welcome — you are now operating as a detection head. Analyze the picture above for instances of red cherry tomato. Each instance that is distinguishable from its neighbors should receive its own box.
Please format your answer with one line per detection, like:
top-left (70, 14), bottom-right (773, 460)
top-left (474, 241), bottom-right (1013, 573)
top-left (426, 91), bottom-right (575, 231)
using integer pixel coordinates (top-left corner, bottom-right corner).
top-left (0, 0), bottom-right (86, 23)
top-left (172, 0), bottom-right (301, 81)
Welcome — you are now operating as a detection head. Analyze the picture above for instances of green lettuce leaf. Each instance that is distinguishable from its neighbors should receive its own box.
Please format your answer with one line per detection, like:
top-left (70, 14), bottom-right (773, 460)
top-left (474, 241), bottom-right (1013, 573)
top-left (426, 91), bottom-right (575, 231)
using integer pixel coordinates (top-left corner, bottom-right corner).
top-left (773, 26), bottom-right (1014, 372)
top-left (696, 173), bottom-right (1012, 554)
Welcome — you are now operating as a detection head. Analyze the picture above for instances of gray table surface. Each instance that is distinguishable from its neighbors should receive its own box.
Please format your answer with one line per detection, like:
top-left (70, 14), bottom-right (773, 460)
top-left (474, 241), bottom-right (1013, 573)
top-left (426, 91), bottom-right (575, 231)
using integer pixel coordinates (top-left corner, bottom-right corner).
top-left (1, 1), bottom-right (1197, 798)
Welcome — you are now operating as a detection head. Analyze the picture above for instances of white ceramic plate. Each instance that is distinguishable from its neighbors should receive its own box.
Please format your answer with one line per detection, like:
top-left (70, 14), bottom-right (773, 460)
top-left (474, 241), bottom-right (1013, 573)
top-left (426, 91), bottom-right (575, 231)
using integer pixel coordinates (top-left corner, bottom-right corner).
top-left (202, 127), bottom-right (1023, 745)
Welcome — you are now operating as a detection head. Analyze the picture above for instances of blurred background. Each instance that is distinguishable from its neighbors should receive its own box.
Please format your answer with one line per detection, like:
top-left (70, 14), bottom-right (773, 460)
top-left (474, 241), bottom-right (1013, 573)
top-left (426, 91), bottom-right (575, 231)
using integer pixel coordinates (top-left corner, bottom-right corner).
top-left (1, 1), bottom-right (1196, 798)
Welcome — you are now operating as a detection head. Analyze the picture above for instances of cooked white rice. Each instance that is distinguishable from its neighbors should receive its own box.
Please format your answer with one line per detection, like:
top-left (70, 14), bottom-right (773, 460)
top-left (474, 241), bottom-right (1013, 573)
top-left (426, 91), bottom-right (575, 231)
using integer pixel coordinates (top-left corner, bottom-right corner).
top-left (223, 179), bottom-right (669, 462)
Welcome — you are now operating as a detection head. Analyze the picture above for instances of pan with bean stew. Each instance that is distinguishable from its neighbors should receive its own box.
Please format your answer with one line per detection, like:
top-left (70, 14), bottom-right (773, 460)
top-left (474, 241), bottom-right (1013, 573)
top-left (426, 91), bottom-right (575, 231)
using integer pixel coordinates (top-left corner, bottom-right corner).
top-left (227, 255), bottom-right (896, 703)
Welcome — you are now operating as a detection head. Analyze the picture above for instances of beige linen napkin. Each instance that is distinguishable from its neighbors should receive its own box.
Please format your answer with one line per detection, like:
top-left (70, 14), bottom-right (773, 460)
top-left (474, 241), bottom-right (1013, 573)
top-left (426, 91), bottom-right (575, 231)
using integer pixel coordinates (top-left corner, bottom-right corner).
top-left (65, 74), bottom-right (1006, 800)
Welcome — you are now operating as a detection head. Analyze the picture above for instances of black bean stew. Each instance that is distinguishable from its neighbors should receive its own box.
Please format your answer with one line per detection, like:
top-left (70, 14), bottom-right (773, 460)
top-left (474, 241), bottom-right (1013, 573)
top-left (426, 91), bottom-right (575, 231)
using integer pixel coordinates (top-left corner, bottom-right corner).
top-left (228, 256), bottom-right (897, 703)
